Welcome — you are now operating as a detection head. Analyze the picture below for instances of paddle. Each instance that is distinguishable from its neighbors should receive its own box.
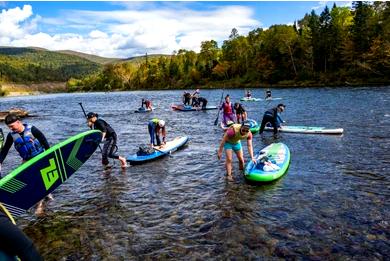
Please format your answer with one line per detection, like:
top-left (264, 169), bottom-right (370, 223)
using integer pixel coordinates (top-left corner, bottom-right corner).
top-left (78, 102), bottom-right (103, 152)
top-left (213, 89), bottom-right (225, 126)
top-left (153, 146), bottom-right (171, 157)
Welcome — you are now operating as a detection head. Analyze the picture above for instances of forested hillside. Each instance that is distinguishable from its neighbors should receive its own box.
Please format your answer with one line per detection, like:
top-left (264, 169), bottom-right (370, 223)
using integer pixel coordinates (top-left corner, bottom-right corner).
top-left (68, 2), bottom-right (390, 91)
top-left (0, 47), bottom-right (102, 83)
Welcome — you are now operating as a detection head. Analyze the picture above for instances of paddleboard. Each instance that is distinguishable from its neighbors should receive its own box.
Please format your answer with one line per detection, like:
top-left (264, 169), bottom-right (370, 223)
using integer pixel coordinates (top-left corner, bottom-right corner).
top-left (220, 119), bottom-right (259, 134)
top-left (127, 136), bottom-right (189, 165)
top-left (240, 97), bottom-right (261, 102)
top-left (245, 143), bottom-right (290, 182)
top-left (134, 107), bottom-right (154, 113)
top-left (0, 128), bottom-right (3, 150)
top-left (0, 130), bottom-right (102, 216)
top-left (264, 97), bottom-right (283, 101)
top-left (171, 104), bottom-right (217, 111)
top-left (264, 125), bottom-right (343, 134)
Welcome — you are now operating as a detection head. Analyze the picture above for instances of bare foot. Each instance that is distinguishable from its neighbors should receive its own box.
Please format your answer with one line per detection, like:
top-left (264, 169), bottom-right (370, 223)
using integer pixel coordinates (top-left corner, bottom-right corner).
top-left (35, 201), bottom-right (45, 217)
top-left (226, 175), bottom-right (234, 181)
top-left (119, 156), bottom-right (127, 168)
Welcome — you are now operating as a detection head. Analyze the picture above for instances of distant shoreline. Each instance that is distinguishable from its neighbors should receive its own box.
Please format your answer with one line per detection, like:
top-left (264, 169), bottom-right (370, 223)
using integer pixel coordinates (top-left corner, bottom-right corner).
top-left (1, 81), bottom-right (389, 97)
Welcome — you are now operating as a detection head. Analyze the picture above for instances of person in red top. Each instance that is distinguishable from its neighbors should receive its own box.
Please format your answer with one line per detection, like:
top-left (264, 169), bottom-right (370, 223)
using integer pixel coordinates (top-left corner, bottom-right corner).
top-left (219, 95), bottom-right (236, 125)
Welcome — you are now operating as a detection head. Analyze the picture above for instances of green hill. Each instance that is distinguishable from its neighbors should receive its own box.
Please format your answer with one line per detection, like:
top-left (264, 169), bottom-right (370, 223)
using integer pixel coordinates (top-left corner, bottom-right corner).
top-left (57, 50), bottom-right (120, 65)
top-left (0, 47), bottom-right (102, 83)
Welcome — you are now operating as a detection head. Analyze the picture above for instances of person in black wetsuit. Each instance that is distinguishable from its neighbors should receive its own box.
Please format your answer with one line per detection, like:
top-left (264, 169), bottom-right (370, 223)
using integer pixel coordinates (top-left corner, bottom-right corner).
top-left (259, 104), bottom-right (286, 137)
top-left (0, 204), bottom-right (43, 261)
top-left (86, 112), bottom-right (127, 169)
top-left (183, 92), bottom-right (192, 106)
top-left (234, 103), bottom-right (247, 123)
top-left (0, 113), bottom-right (51, 216)
top-left (265, 89), bottom-right (272, 99)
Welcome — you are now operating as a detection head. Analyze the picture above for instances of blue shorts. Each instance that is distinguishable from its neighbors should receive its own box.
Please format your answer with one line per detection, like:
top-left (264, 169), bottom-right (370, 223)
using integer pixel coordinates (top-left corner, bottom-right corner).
top-left (224, 141), bottom-right (242, 152)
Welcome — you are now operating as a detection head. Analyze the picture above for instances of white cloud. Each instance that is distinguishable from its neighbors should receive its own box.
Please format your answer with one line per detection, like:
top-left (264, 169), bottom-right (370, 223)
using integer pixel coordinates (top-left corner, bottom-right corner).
top-left (0, 4), bottom-right (261, 58)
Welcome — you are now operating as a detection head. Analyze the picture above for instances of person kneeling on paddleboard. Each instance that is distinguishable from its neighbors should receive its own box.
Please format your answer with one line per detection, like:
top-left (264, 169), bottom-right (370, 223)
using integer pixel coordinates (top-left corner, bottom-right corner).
top-left (217, 120), bottom-right (256, 181)
top-left (86, 112), bottom-right (127, 169)
top-left (0, 113), bottom-right (52, 216)
top-left (148, 119), bottom-right (166, 148)
top-left (0, 203), bottom-right (43, 261)
top-left (259, 104), bottom-right (286, 137)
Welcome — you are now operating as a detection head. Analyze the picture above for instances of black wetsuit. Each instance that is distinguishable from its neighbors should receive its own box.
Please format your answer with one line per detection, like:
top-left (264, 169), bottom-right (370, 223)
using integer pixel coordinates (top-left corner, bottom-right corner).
top-left (0, 126), bottom-right (50, 165)
top-left (0, 207), bottom-right (42, 261)
top-left (234, 104), bottom-right (246, 115)
top-left (197, 97), bottom-right (208, 109)
top-left (259, 107), bottom-right (280, 135)
top-left (183, 93), bottom-right (191, 106)
top-left (92, 119), bottom-right (120, 165)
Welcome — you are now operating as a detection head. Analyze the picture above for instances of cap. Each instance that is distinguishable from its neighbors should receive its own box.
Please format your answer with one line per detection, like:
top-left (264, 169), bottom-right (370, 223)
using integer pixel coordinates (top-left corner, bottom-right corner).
top-left (158, 120), bottom-right (165, 127)
top-left (5, 113), bottom-right (20, 125)
top-left (87, 112), bottom-right (97, 119)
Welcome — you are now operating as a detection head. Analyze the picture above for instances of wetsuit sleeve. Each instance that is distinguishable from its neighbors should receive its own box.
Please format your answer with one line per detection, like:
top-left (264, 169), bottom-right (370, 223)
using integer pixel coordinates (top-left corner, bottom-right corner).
top-left (0, 212), bottom-right (43, 261)
top-left (0, 134), bottom-right (13, 164)
top-left (31, 127), bottom-right (50, 150)
top-left (94, 120), bottom-right (107, 133)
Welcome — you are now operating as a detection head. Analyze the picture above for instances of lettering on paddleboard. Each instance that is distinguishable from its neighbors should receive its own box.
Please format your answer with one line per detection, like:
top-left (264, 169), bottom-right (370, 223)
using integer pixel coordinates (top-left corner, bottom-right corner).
top-left (40, 158), bottom-right (60, 191)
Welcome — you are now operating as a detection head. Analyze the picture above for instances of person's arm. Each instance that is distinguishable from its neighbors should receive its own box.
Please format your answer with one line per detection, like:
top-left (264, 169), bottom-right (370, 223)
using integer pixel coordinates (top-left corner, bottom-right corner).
top-left (31, 126), bottom-right (50, 150)
top-left (246, 133), bottom-right (256, 163)
top-left (0, 134), bottom-right (14, 164)
top-left (217, 133), bottom-right (229, 160)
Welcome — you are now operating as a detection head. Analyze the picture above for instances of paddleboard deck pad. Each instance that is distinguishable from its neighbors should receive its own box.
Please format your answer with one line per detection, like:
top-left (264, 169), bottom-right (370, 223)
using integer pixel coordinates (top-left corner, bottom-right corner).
top-left (265, 125), bottom-right (343, 134)
top-left (245, 143), bottom-right (290, 182)
top-left (127, 136), bottom-right (189, 165)
top-left (171, 104), bottom-right (217, 111)
top-left (0, 130), bottom-right (102, 216)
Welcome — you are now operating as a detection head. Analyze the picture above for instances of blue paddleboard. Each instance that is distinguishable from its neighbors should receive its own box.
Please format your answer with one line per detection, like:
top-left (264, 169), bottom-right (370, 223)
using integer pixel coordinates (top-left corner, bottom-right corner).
top-left (0, 130), bottom-right (102, 216)
top-left (127, 136), bottom-right (189, 165)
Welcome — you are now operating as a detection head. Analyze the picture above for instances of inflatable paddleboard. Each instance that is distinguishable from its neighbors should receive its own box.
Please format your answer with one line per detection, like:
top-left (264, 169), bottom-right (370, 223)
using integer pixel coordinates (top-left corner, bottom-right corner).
top-left (264, 125), bottom-right (343, 134)
top-left (264, 97), bottom-right (282, 101)
top-left (0, 130), bottom-right (102, 216)
top-left (134, 107), bottom-right (154, 113)
top-left (245, 143), bottom-right (290, 182)
top-left (240, 97), bottom-right (261, 102)
top-left (127, 136), bottom-right (189, 165)
top-left (0, 128), bottom-right (4, 150)
top-left (220, 119), bottom-right (259, 134)
top-left (171, 104), bottom-right (217, 111)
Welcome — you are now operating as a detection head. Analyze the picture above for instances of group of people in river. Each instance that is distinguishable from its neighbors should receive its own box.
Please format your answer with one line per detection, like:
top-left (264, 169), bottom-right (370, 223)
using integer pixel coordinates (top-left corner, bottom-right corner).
top-left (182, 89), bottom-right (208, 109)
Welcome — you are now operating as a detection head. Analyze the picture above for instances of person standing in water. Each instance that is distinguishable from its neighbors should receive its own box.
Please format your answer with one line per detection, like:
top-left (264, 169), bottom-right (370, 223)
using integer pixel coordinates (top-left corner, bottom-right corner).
top-left (148, 118), bottom-right (166, 147)
top-left (265, 89), bottom-right (272, 99)
top-left (219, 95), bottom-right (236, 125)
top-left (86, 112), bottom-right (127, 169)
top-left (0, 113), bottom-right (52, 216)
top-left (234, 103), bottom-right (247, 123)
top-left (217, 121), bottom-right (256, 181)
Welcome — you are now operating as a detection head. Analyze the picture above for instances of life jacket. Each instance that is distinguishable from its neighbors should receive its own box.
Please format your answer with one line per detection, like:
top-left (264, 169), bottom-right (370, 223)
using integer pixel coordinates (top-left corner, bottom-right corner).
top-left (11, 124), bottom-right (44, 161)
top-left (222, 102), bottom-right (234, 114)
top-left (227, 124), bottom-right (250, 144)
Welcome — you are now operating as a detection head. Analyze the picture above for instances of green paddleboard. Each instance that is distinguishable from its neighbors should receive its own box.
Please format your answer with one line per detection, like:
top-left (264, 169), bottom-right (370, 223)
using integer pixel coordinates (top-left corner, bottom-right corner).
top-left (0, 130), bottom-right (102, 216)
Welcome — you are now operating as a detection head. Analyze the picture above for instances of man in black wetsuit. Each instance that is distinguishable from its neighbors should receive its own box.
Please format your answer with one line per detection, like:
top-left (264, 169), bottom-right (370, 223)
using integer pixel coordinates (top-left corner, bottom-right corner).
top-left (86, 112), bottom-right (127, 169)
top-left (0, 204), bottom-right (43, 261)
top-left (0, 113), bottom-right (51, 215)
top-left (183, 92), bottom-right (192, 106)
top-left (259, 104), bottom-right (286, 137)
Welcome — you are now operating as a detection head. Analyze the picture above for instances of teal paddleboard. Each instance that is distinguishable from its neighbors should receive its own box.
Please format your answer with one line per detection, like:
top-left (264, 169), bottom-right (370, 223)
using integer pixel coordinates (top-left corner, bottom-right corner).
top-left (0, 130), bottom-right (102, 216)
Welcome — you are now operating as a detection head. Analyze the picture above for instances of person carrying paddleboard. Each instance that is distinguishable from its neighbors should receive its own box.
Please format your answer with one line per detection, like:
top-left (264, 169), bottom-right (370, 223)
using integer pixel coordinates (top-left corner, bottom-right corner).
top-left (217, 120), bottom-right (256, 181)
top-left (148, 118), bottom-right (166, 148)
top-left (219, 95), bottom-right (236, 125)
top-left (259, 104), bottom-right (286, 137)
top-left (234, 103), bottom-right (247, 124)
top-left (86, 112), bottom-right (127, 169)
top-left (0, 113), bottom-right (52, 216)
top-left (0, 204), bottom-right (43, 261)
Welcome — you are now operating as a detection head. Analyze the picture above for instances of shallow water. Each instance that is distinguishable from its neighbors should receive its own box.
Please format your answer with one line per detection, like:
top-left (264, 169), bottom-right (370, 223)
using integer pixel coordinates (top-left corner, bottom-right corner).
top-left (1, 87), bottom-right (389, 260)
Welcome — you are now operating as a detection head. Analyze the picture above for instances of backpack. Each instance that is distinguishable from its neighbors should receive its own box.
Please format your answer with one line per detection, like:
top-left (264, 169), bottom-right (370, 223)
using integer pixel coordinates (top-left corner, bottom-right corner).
top-left (136, 145), bottom-right (155, 156)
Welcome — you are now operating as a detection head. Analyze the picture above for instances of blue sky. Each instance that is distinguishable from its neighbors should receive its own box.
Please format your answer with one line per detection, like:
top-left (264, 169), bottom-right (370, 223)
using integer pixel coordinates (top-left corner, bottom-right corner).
top-left (0, 1), bottom-right (352, 58)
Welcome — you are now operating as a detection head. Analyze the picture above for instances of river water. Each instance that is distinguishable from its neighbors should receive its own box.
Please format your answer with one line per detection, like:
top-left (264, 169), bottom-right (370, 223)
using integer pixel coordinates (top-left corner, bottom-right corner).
top-left (0, 87), bottom-right (389, 260)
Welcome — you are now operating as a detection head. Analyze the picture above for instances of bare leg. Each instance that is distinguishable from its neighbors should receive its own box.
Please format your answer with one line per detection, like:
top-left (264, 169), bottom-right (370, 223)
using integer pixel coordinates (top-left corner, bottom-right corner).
top-left (235, 149), bottom-right (245, 170)
top-left (225, 149), bottom-right (234, 181)
top-left (118, 156), bottom-right (127, 168)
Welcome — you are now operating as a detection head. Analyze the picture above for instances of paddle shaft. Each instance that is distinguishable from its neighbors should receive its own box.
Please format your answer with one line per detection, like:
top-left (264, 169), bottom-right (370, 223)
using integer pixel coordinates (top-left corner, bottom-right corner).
top-left (154, 146), bottom-right (172, 157)
top-left (79, 103), bottom-right (103, 152)
top-left (214, 89), bottom-right (225, 126)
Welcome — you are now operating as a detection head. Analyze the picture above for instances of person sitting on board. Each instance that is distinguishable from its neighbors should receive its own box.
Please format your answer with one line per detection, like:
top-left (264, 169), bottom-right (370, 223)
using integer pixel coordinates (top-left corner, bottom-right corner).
top-left (183, 92), bottom-right (192, 106)
top-left (219, 95), bottom-right (236, 125)
top-left (141, 98), bottom-right (153, 110)
top-left (217, 120), bottom-right (256, 181)
top-left (0, 113), bottom-right (52, 216)
top-left (234, 103), bottom-right (247, 124)
top-left (246, 90), bottom-right (252, 98)
top-left (265, 89), bottom-right (272, 99)
top-left (148, 119), bottom-right (166, 148)
top-left (86, 112), bottom-right (127, 169)
top-left (0, 203), bottom-right (43, 261)
top-left (259, 104), bottom-right (286, 137)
